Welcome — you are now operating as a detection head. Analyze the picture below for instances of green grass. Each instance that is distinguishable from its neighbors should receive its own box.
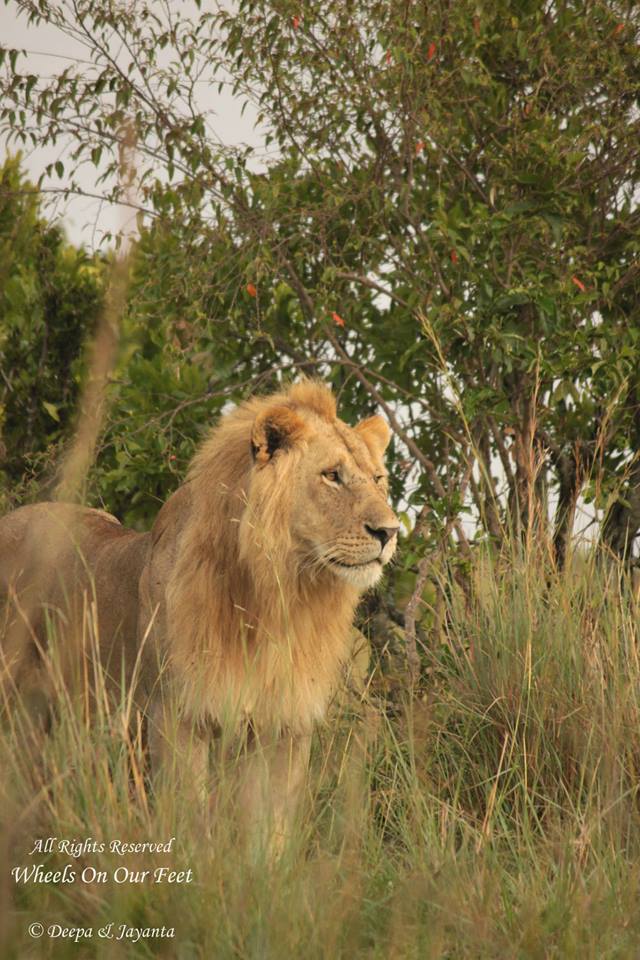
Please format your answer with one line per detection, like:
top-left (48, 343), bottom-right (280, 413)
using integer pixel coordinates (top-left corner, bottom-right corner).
top-left (3, 548), bottom-right (640, 958)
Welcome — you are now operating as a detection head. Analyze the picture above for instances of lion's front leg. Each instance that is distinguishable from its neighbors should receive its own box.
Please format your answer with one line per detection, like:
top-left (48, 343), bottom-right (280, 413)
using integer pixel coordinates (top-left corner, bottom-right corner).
top-left (146, 697), bottom-right (210, 812)
top-left (235, 732), bottom-right (311, 858)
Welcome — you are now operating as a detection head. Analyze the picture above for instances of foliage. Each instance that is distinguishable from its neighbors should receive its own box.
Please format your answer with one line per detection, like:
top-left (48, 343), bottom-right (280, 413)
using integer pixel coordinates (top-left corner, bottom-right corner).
top-left (0, 155), bottom-right (104, 506)
top-left (1, 1), bottom-right (639, 558)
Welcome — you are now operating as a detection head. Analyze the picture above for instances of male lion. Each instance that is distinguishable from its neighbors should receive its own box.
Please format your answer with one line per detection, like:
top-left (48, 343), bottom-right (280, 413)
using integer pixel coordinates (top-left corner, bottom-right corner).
top-left (0, 380), bottom-right (398, 842)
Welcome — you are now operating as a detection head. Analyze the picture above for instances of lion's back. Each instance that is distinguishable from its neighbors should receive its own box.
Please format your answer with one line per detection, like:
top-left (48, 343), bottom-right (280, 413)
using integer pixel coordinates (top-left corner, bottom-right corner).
top-left (0, 502), bottom-right (151, 699)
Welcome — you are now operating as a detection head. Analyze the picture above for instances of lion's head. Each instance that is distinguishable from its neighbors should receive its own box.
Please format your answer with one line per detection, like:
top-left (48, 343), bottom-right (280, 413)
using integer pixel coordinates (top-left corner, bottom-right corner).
top-left (187, 379), bottom-right (398, 595)
top-left (246, 382), bottom-right (399, 590)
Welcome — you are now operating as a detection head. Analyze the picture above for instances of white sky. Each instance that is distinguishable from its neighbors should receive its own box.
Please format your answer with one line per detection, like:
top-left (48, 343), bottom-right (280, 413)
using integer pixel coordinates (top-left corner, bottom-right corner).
top-left (0, 2), bottom-right (261, 249)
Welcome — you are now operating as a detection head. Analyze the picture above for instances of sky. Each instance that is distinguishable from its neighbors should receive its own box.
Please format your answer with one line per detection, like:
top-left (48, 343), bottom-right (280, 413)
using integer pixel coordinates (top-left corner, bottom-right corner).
top-left (0, 2), bottom-right (261, 249)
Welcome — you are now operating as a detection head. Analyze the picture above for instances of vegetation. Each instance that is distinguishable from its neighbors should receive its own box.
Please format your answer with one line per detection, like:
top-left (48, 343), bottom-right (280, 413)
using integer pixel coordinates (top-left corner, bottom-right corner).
top-left (1, 0), bottom-right (640, 954)
top-left (1, 0), bottom-right (639, 554)
top-left (4, 549), bottom-right (640, 957)
top-left (0, 156), bottom-right (104, 504)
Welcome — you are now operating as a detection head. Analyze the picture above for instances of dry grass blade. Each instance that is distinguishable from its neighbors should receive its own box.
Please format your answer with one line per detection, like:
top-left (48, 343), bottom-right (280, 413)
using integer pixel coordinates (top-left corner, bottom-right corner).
top-left (55, 121), bottom-right (137, 503)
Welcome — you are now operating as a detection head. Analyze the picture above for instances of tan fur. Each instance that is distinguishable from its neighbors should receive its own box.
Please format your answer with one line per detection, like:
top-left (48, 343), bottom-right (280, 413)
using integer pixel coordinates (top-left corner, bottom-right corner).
top-left (0, 380), bottom-right (398, 846)
top-left (0, 502), bottom-right (150, 713)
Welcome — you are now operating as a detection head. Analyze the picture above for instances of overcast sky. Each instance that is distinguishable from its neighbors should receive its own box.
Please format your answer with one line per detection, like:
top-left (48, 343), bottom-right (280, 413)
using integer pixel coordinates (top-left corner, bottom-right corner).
top-left (0, 2), bottom-right (261, 249)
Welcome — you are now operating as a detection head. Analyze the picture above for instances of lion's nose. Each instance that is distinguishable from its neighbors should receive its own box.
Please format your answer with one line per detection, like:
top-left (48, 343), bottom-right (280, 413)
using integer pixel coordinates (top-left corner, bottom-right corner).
top-left (365, 524), bottom-right (399, 548)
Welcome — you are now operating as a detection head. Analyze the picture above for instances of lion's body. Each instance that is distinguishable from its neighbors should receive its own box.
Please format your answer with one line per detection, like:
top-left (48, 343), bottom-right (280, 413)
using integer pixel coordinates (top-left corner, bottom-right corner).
top-left (0, 502), bottom-right (150, 707)
top-left (0, 381), bottom-right (398, 844)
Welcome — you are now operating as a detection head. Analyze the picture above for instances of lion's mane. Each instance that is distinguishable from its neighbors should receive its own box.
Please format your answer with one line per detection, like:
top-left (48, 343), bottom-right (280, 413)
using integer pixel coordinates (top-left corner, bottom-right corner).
top-left (166, 381), bottom-right (361, 734)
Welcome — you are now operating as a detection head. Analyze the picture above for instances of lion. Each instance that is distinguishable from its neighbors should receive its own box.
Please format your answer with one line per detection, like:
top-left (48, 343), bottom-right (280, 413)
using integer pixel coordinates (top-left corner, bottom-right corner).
top-left (0, 380), bottom-right (399, 843)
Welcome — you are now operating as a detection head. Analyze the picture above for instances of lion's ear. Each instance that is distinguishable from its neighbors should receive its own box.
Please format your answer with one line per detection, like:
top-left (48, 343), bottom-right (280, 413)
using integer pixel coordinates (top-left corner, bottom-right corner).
top-left (354, 415), bottom-right (391, 458)
top-left (251, 405), bottom-right (308, 466)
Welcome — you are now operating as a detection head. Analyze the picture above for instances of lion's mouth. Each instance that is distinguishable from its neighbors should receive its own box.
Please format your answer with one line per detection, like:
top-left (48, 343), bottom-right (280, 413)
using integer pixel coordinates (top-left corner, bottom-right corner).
top-left (328, 557), bottom-right (383, 569)
top-left (324, 554), bottom-right (385, 589)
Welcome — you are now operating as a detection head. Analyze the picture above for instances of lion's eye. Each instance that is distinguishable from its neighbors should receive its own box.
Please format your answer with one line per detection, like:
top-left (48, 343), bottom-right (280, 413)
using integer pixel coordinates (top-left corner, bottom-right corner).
top-left (323, 470), bottom-right (341, 485)
top-left (374, 474), bottom-right (386, 485)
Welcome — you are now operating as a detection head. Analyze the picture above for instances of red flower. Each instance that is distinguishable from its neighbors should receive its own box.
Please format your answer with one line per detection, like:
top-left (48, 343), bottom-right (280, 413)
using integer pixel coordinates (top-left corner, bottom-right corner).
top-left (415, 140), bottom-right (425, 155)
top-left (385, 49), bottom-right (392, 64)
top-left (427, 41), bottom-right (437, 61)
top-left (292, 14), bottom-right (300, 29)
top-left (331, 311), bottom-right (345, 327)
top-left (450, 249), bottom-right (458, 265)
top-left (246, 283), bottom-right (257, 297)
top-left (571, 276), bottom-right (586, 293)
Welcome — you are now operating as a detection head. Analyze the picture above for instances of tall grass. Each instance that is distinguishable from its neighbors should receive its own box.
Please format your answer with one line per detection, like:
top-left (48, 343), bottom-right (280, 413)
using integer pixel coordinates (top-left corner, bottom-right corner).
top-left (3, 546), bottom-right (640, 958)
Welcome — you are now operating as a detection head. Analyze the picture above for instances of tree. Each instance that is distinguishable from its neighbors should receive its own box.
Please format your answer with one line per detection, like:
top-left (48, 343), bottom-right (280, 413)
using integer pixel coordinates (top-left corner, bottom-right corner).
top-left (1, 0), bottom-right (639, 564)
top-left (0, 154), bottom-right (104, 503)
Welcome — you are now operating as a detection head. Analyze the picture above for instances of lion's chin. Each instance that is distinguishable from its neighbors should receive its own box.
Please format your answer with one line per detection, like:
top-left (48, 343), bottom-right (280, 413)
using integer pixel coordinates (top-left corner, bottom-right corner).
top-left (328, 559), bottom-right (384, 590)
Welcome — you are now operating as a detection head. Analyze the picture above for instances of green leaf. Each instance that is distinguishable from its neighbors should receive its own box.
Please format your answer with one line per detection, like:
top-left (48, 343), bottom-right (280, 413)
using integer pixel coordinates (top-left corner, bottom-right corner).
top-left (42, 401), bottom-right (60, 422)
